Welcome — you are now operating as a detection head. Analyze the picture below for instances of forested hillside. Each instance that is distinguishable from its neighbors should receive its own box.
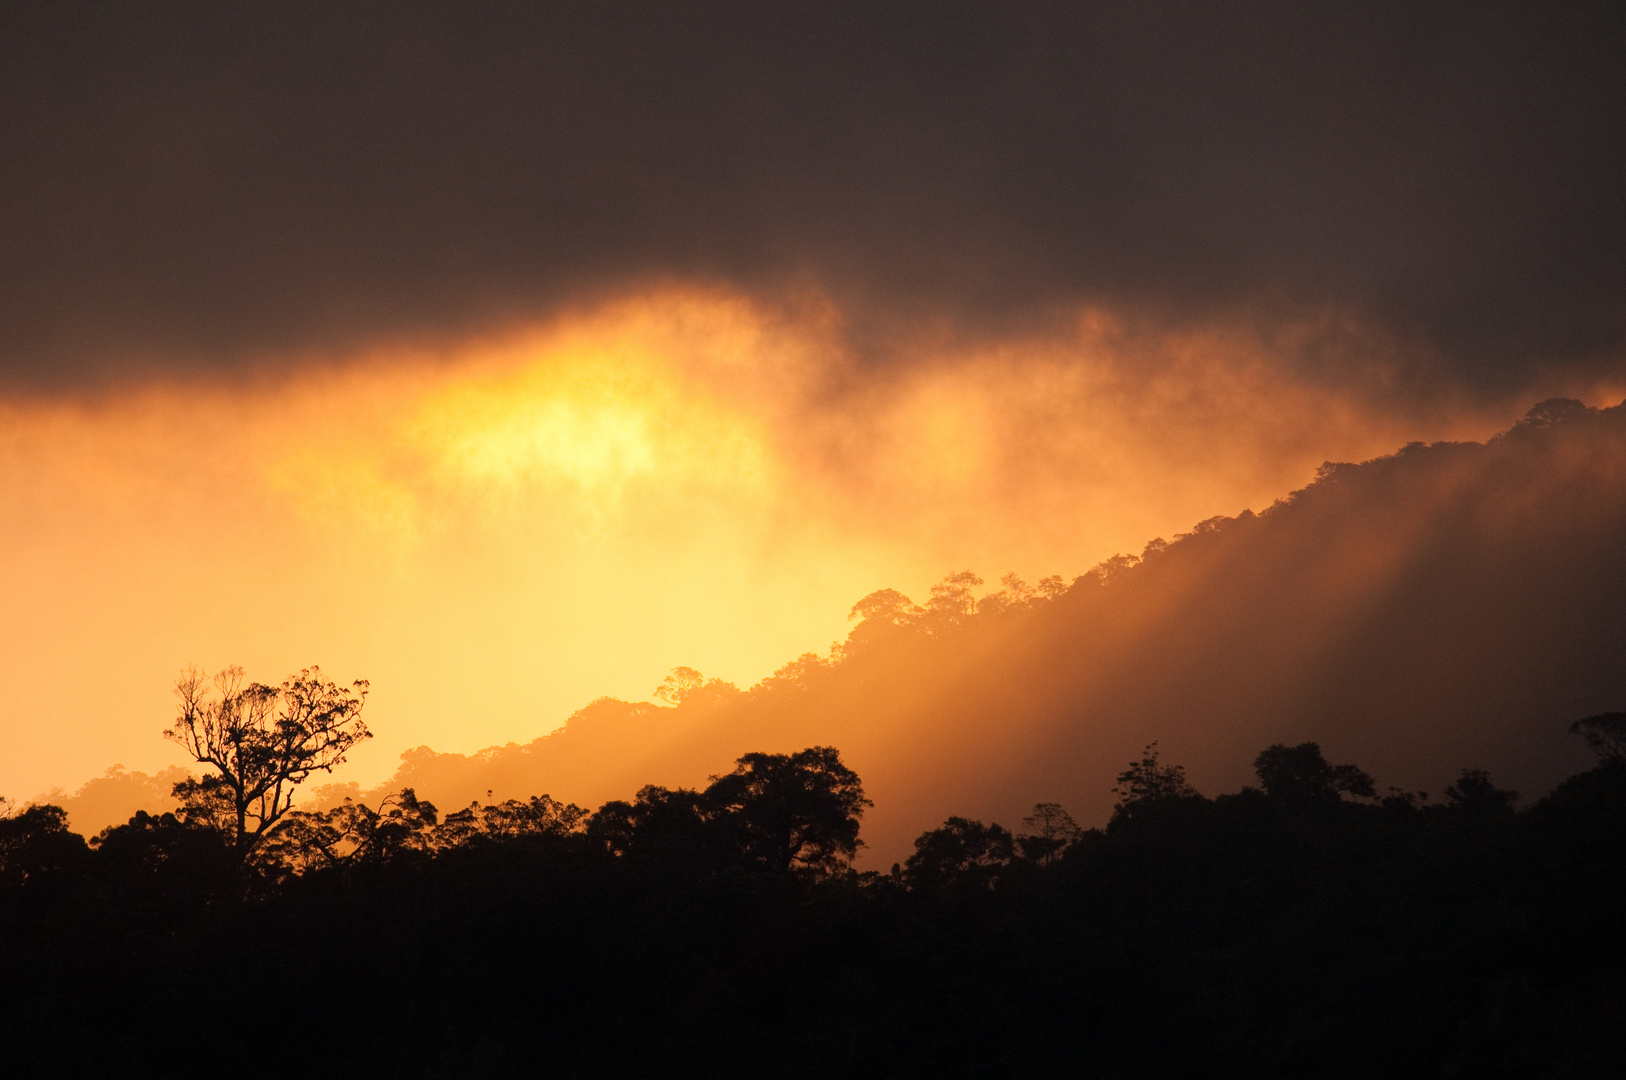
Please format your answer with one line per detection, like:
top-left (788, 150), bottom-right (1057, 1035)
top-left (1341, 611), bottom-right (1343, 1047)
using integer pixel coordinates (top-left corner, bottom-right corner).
top-left (351, 398), bottom-right (1626, 860)
top-left (6, 730), bottom-right (1626, 1077)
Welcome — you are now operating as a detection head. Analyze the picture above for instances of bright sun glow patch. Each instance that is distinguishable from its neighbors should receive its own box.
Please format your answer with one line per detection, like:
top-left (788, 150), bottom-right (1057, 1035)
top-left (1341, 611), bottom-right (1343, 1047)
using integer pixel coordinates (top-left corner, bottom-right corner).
top-left (417, 339), bottom-right (774, 501)
top-left (262, 300), bottom-right (787, 549)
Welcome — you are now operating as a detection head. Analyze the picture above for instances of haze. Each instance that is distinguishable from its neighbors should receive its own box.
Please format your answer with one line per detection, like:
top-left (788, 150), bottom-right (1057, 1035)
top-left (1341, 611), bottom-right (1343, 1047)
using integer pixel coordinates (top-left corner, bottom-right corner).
top-left (3, 4), bottom-right (1624, 834)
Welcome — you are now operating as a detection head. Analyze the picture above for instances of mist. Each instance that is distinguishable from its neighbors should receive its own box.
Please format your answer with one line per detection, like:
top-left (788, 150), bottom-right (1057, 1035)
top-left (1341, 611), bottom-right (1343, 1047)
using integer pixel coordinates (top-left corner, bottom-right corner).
top-left (9, 9), bottom-right (1626, 1076)
top-left (328, 399), bottom-right (1626, 863)
top-left (6, 0), bottom-right (1626, 862)
top-left (13, 288), bottom-right (1535, 812)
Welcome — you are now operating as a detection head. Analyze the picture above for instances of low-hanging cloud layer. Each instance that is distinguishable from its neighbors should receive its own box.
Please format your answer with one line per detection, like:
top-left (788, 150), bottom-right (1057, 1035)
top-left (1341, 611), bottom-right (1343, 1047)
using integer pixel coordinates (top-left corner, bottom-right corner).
top-left (3, 1), bottom-right (1624, 391)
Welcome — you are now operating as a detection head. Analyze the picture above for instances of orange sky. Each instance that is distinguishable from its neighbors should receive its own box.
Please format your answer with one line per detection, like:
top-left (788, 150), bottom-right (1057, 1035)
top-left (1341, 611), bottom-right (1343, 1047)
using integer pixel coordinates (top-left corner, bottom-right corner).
top-left (2, 288), bottom-right (1605, 806)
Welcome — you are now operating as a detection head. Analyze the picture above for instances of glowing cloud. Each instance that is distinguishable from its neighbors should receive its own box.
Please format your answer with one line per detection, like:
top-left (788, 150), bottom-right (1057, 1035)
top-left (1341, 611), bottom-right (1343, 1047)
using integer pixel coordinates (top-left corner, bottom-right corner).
top-left (0, 288), bottom-right (1576, 820)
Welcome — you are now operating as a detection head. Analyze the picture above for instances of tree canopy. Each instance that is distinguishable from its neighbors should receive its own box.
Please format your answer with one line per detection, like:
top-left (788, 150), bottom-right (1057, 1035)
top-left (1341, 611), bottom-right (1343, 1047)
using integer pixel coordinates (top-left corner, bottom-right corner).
top-left (4, 706), bottom-right (1626, 1077)
top-left (164, 665), bottom-right (370, 853)
top-left (1252, 741), bottom-right (1376, 807)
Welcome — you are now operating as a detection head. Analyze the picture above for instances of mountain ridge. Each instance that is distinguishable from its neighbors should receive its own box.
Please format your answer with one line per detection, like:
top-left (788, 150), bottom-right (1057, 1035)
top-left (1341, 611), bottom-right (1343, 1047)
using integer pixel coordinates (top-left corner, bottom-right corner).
top-left (343, 397), bottom-right (1626, 861)
top-left (54, 398), bottom-right (1626, 861)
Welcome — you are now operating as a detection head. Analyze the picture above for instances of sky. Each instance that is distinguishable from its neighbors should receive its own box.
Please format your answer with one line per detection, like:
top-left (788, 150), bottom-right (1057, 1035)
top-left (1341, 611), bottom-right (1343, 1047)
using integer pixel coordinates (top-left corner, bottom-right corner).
top-left (4, 2), bottom-right (1625, 808)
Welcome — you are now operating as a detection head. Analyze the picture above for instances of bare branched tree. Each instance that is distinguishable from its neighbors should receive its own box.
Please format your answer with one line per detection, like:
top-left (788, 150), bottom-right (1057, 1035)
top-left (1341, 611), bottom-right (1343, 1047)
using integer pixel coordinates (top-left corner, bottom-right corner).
top-left (165, 665), bottom-right (370, 854)
top-left (1570, 711), bottom-right (1626, 762)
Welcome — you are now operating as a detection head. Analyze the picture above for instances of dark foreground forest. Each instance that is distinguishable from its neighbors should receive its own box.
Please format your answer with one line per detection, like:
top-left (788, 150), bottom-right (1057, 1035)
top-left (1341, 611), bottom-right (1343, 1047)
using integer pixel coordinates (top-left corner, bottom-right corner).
top-left (5, 710), bottom-right (1626, 1078)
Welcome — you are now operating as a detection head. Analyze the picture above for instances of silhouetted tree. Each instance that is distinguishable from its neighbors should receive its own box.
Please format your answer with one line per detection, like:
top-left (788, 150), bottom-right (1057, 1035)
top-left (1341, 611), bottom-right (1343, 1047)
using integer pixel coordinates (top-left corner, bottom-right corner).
top-left (763, 652), bottom-right (833, 693)
top-left (0, 804), bottom-right (88, 895)
top-left (1569, 711), bottom-right (1626, 761)
top-left (437, 792), bottom-right (587, 847)
top-left (1112, 742), bottom-right (1200, 821)
top-left (653, 666), bottom-right (705, 705)
top-left (703, 747), bottom-right (870, 875)
top-left (922, 570), bottom-right (983, 633)
top-left (1018, 802), bottom-right (1082, 864)
top-left (844, 587), bottom-right (926, 653)
top-left (262, 788), bottom-right (442, 873)
top-left (978, 572), bottom-right (1037, 614)
top-left (164, 665), bottom-right (370, 855)
top-left (904, 817), bottom-right (1015, 888)
top-left (1511, 396), bottom-right (1595, 432)
top-left (91, 808), bottom-right (236, 901)
top-left (1252, 742), bottom-right (1374, 807)
top-left (1443, 769), bottom-right (1519, 814)
top-left (653, 666), bottom-right (741, 708)
top-left (168, 773), bottom-right (238, 833)
top-left (590, 784), bottom-right (714, 863)
top-left (976, 573), bottom-right (1068, 614)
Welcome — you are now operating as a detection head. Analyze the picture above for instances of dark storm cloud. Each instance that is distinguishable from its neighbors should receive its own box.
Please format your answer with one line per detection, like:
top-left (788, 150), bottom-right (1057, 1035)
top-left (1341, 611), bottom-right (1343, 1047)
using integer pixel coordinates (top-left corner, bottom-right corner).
top-left (3, 1), bottom-right (1624, 386)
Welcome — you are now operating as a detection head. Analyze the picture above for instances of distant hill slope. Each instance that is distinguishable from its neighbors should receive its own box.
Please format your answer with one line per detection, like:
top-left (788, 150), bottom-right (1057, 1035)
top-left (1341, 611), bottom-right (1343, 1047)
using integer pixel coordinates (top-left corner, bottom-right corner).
top-left (361, 398), bottom-right (1626, 862)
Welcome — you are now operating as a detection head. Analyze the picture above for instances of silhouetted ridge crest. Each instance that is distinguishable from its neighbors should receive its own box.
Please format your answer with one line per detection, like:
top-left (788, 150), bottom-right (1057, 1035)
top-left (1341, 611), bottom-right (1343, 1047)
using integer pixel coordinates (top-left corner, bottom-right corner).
top-left (252, 397), bottom-right (1626, 860)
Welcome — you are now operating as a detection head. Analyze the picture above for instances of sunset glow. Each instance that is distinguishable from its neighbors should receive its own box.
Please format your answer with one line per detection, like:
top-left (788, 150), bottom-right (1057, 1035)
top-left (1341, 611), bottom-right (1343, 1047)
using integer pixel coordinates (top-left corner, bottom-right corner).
top-left (12, 8), bottom-right (1626, 1070)
top-left (3, 287), bottom-right (1579, 813)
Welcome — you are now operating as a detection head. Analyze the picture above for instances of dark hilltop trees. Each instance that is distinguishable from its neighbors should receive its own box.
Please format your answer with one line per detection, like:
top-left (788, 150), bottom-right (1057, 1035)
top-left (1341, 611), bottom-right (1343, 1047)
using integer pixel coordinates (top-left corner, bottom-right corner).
top-left (587, 745), bottom-right (869, 878)
top-left (3, 672), bottom-right (1626, 1077)
top-left (1251, 740), bottom-right (1376, 806)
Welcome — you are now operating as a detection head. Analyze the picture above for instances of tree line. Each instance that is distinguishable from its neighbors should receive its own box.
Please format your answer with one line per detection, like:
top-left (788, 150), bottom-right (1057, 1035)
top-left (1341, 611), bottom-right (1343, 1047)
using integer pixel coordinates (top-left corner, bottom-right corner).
top-left (3, 668), bottom-right (1625, 1077)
